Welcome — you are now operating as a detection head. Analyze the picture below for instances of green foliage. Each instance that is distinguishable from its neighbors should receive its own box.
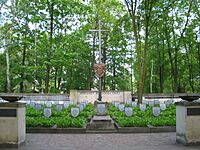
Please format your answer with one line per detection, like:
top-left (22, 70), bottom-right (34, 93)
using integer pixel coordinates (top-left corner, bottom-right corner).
top-left (26, 103), bottom-right (95, 128)
top-left (108, 104), bottom-right (176, 127)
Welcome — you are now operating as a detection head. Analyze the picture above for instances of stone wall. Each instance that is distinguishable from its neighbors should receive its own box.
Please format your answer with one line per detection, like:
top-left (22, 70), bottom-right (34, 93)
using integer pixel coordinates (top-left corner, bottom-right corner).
top-left (70, 90), bottom-right (132, 104)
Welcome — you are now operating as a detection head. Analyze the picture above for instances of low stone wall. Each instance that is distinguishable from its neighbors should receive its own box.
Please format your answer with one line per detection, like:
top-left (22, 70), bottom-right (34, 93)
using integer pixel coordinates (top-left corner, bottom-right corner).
top-left (70, 90), bottom-right (132, 104)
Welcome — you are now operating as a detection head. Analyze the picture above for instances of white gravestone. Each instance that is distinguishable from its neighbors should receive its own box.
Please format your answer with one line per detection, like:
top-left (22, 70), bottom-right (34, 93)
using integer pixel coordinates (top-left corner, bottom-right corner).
top-left (118, 104), bottom-right (125, 112)
top-left (165, 101), bottom-right (170, 107)
top-left (154, 100), bottom-right (160, 105)
top-left (97, 103), bottom-right (106, 114)
top-left (126, 100), bottom-right (132, 105)
top-left (69, 100), bottom-right (74, 105)
top-left (46, 102), bottom-right (52, 108)
top-left (71, 107), bottom-right (80, 118)
top-left (56, 104), bottom-right (63, 111)
top-left (79, 103), bottom-right (85, 111)
top-left (54, 101), bottom-right (59, 105)
top-left (152, 107), bottom-right (161, 117)
top-left (132, 102), bottom-right (137, 108)
top-left (148, 101), bottom-right (154, 107)
top-left (114, 101), bottom-right (120, 108)
top-left (63, 102), bottom-right (70, 108)
top-left (142, 100), bottom-right (147, 104)
top-left (44, 108), bottom-right (52, 118)
top-left (30, 102), bottom-right (36, 107)
top-left (35, 104), bottom-right (42, 110)
top-left (140, 104), bottom-right (146, 112)
top-left (160, 103), bottom-right (166, 111)
top-left (125, 107), bottom-right (133, 117)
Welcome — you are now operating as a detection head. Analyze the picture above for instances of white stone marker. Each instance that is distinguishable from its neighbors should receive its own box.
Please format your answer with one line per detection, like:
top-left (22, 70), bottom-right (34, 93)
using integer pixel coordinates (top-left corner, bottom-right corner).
top-left (35, 104), bottom-right (42, 110)
top-left (132, 102), bottom-right (137, 108)
top-left (46, 102), bottom-right (52, 108)
top-left (71, 107), bottom-right (80, 118)
top-left (140, 104), bottom-right (146, 112)
top-left (118, 104), bottom-right (125, 112)
top-left (44, 108), bottom-right (52, 118)
top-left (152, 107), bottom-right (161, 117)
top-left (114, 101), bottom-right (120, 108)
top-left (56, 104), bottom-right (63, 111)
top-left (148, 101), bottom-right (154, 107)
top-left (63, 102), bottom-right (70, 108)
top-left (30, 102), bottom-right (36, 107)
top-left (97, 103), bottom-right (106, 114)
top-left (125, 107), bottom-right (133, 117)
top-left (160, 103), bottom-right (166, 111)
top-left (154, 100), bottom-right (160, 105)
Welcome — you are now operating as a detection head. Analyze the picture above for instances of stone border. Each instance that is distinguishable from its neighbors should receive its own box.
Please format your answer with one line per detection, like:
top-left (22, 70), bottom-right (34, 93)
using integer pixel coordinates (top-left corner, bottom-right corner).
top-left (26, 127), bottom-right (86, 133)
top-left (26, 126), bottom-right (175, 134)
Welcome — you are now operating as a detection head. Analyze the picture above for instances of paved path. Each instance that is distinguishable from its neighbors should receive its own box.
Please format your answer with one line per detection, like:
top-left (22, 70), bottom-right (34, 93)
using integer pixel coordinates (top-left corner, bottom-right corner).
top-left (2, 132), bottom-right (200, 150)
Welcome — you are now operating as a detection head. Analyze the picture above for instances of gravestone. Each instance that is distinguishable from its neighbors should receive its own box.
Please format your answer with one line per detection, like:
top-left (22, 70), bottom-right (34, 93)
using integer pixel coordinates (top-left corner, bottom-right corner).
top-left (69, 100), bottom-right (74, 105)
top-left (118, 104), bottom-right (125, 112)
top-left (71, 107), bottom-right (79, 118)
top-left (125, 107), bottom-right (133, 117)
top-left (79, 103), bottom-right (84, 111)
top-left (46, 102), bottom-right (52, 108)
top-left (160, 103), bottom-right (166, 111)
top-left (30, 102), bottom-right (36, 107)
top-left (165, 100), bottom-right (170, 107)
top-left (54, 101), bottom-right (59, 105)
top-left (142, 100), bottom-right (147, 104)
top-left (114, 101), bottom-right (120, 108)
top-left (140, 104), bottom-right (146, 112)
top-left (148, 101), bottom-right (154, 107)
top-left (152, 107), bottom-right (161, 117)
top-left (56, 104), bottom-right (63, 111)
top-left (35, 104), bottom-right (42, 110)
top-left (97, 103), bottom-right (106, 115)
top-left (43, 108), bottom-right (52, 118)
top-left (126, 100), bottom-right (132, 105)
top-left (132, 102), bottom-right (137, 108)
top-left (154, 100), bottom-right (160, 105)
top-left (63, 102), bottom-right (70, 108)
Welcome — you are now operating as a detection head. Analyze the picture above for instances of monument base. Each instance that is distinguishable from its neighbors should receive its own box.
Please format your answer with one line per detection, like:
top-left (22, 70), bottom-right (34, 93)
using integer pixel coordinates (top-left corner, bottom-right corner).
top-left (0, 102), bottom-right (26, 148)
top-left (86, 115), bottom-right (116, 132)
top-left (176, 101), bottom-right (200, 145)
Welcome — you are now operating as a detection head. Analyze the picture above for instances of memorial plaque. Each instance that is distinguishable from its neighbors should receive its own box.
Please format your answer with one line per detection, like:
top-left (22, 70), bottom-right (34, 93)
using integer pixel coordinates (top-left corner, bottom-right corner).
top-left (63, 102), bottom-right (70, 108)
top-left (160, 103), bottom-right (166, 111)
top-left (43, 108), bottom-right (52, 118)
top-left (139, 104), bottom-right (146, 112)
top-left (56, 104), bottom-right (63, 111)
top-left (30, 102), bottom-right (36, 107)
top-left (35, 104), bottom-right (42, 110)
top-left (97, 103), bottom-right (106, 114)
top-left (125, 107), bottom-right (133, 117)
top-left (152, 107), bottom-right (161, 117)
top-left (0, 109), bottom-right (16, 117)
top-left (118, 104), bottom-right (125, 112)
top-left (46, 102), bottom-right (52, 108)
top-left (187, 108), bottom-right (200, 116)
top-left (71, 107), bottom-right (79, 118)
top-left (132, 102), bottom-right (137, 108)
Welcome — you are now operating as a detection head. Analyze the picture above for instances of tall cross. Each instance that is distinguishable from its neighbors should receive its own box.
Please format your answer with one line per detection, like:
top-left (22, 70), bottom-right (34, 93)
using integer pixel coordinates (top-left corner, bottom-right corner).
top-left (90, 20), bottom-right (109, 101)
top-left (90, 20), bottom-right (109, 64)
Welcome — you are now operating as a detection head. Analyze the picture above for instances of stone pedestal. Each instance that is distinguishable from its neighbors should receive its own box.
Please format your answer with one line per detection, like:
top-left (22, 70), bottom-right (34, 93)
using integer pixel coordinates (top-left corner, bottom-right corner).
top-left (176, 101), bottom-right (200, 145)
top-left (0, 102), bottom-right (26, 148)
top-left (87, 115), bottom-right (116, 132)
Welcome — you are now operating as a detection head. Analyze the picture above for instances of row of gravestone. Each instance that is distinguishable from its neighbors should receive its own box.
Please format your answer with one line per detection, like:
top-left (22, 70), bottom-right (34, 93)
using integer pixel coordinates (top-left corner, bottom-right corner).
top-left (27, 101), bottom-right (88, 118)
top-left (112, 99), bottom-right (174, 117)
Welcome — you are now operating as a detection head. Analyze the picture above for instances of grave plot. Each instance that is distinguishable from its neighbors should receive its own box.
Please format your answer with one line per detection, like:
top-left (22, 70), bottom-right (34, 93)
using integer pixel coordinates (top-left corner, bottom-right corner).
top-left (26, 101), bottom-right (95, 128)
top-left (108, 100), bottom-right (176, 127)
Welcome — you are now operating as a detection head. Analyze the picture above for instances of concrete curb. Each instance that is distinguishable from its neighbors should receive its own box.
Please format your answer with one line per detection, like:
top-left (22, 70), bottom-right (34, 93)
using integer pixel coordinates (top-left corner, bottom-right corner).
top-left (26, 126), bottom-right (175, 134)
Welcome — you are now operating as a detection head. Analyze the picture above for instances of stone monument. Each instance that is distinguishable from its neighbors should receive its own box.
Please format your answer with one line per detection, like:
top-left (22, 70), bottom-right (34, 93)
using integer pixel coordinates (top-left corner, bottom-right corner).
top-left (0, 95), bottom-right (25, 148)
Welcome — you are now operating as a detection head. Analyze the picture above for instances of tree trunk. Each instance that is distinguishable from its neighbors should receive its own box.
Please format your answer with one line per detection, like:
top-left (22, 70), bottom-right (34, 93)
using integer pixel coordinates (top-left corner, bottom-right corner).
top-left (6, 42), bottom-right (11, 93)
top-left (45, 1), bottom-right (54, 93)
top-left (20, 44), bottom-right (26, 93)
